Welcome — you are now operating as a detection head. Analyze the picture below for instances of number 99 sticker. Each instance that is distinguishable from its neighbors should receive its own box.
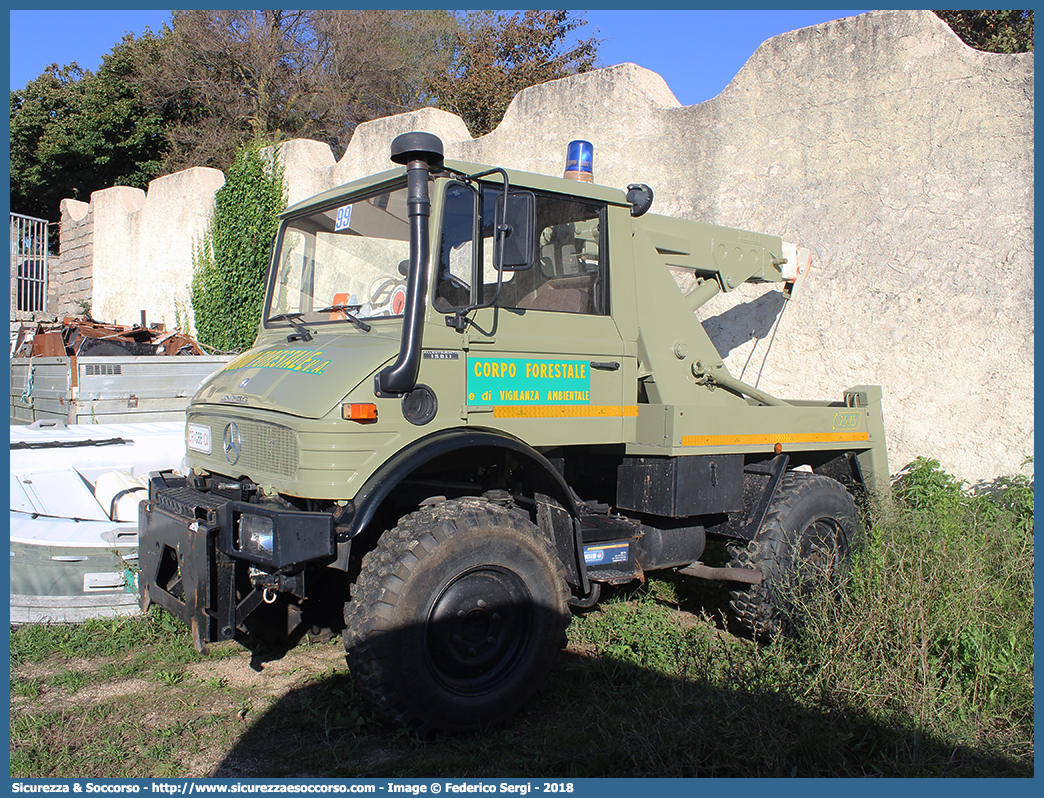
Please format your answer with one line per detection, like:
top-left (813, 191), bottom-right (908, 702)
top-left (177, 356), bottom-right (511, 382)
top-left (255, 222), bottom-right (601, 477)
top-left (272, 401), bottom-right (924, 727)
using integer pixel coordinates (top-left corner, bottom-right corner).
top-left (335, 205), bottom-right (352, 232)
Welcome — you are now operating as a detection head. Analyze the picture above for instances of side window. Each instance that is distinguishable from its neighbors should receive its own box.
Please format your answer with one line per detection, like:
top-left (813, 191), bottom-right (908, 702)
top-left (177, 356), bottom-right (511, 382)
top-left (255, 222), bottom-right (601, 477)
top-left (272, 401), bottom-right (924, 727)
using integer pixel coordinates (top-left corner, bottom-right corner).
top-left (513, 195), bottom-right (606, 315)
top-left (436, 182), bottom-right (607, 316)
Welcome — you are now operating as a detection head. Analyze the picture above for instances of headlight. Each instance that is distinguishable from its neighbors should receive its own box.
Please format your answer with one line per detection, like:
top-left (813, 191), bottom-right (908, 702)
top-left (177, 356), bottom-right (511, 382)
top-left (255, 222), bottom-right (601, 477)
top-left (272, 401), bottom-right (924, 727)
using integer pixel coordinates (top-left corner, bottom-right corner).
top-left (218, 502), bottom-right (335, 569)
top-left (239, 514), bottom-right (274, 557)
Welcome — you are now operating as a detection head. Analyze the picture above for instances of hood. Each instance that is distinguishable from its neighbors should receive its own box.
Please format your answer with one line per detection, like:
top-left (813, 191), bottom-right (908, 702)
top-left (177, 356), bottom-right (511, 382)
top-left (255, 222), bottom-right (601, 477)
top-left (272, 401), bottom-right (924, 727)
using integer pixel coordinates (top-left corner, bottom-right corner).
top-left (193, 331), bottom-right (399, 419)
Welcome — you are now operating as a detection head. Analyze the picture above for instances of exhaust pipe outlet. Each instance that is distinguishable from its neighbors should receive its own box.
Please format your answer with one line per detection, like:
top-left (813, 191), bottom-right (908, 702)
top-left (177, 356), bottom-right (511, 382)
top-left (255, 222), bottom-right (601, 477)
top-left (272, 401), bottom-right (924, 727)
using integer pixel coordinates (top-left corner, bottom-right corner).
top-left (375, 132), bottom-right (444, 397)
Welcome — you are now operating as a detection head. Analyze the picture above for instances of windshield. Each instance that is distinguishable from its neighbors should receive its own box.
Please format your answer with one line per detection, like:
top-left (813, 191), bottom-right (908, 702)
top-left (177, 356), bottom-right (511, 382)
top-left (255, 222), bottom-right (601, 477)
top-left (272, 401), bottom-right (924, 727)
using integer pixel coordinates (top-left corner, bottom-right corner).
top-left (266, 182), bottom-right (413, 326)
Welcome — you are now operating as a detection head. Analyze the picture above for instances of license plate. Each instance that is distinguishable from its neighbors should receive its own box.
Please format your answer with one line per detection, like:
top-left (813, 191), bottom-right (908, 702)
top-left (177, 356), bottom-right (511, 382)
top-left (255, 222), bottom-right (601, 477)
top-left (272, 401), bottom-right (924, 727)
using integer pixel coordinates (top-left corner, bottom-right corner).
top-left (187, 423), bottom-right (212, 454)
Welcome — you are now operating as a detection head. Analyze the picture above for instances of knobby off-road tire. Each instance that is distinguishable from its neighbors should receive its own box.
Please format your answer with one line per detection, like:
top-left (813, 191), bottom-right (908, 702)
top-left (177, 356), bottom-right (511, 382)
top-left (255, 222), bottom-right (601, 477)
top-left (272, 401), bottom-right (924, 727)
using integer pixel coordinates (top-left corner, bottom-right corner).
top-left (728, 471), bottom-right (860, 639)
top-left (343, 498), bottom-right (570, 734)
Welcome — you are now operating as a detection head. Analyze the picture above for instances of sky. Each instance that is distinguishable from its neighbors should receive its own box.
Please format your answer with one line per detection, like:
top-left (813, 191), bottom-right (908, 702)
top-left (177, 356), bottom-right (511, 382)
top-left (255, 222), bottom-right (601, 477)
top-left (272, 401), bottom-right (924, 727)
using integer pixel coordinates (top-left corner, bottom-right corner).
top-left (8, 8), bottom-right (870, 107)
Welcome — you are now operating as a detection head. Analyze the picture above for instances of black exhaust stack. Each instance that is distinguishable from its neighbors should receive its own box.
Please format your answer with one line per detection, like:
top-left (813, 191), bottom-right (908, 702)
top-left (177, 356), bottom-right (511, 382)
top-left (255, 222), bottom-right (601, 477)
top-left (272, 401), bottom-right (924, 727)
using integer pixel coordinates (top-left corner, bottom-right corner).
top-left (374, 132), bottom-right (443, 397)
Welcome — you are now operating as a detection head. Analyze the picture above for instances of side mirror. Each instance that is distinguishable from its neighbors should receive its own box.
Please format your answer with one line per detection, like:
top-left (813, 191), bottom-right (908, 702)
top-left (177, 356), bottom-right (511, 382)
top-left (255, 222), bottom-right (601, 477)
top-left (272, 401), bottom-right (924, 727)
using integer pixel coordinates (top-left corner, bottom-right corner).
top-left (494, 190), bottom-right (536, 270)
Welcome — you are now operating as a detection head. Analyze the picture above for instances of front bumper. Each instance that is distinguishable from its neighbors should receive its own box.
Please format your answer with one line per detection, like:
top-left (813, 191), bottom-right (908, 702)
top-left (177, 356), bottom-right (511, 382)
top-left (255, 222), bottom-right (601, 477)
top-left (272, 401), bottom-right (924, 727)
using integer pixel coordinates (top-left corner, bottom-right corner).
top-left (138, 472), bottom-right (335, 651)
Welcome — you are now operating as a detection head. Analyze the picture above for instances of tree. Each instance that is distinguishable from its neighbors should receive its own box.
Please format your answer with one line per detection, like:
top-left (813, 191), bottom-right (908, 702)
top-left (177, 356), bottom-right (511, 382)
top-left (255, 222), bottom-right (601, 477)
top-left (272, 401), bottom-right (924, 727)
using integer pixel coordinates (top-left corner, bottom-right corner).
top-left (426, 11), bottom-right (599, 137)
top-left (933, 10), bottom-right (1034, 52)
top-left (10, 64), bottom-right (85, 221)
top-left (9, 34), bottom-right (167, 223)
top-left (76, 35), bottom-right (169, 191)
top-left (9, 9), bottom-right (599, 227)
top-left (133, 10), bottom-right (457, 172)
top-left (191, 143), bottom-right (286, 352)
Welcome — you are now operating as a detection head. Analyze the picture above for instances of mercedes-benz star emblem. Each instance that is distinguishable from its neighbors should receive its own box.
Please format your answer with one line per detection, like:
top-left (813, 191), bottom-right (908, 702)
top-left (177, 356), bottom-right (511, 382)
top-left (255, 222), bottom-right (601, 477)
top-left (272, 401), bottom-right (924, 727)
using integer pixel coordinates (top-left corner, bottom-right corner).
top-left (223, 422), bottom-right (242, 466)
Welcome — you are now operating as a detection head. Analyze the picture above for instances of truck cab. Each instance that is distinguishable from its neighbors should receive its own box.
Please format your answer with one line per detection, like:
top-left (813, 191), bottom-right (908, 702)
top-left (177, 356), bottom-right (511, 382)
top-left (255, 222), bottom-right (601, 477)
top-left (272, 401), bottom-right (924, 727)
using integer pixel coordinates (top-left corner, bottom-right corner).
top-left (139, 133), bottom-right (888, 733)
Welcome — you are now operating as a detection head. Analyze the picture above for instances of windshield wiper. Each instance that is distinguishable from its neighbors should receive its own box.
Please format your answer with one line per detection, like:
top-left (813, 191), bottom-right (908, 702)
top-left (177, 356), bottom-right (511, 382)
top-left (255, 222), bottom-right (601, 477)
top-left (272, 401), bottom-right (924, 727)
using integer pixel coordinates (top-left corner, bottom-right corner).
top-left (268, 312), bottom-right (313, 342)
top-left (312, 303), bottom-right (372, 332)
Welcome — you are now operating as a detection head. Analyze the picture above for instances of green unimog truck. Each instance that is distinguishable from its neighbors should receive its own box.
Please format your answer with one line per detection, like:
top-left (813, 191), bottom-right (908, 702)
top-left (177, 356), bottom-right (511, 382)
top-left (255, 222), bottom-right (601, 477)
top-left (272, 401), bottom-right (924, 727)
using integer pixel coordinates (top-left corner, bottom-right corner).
top-left (139, 132), bottom-right (888, 733)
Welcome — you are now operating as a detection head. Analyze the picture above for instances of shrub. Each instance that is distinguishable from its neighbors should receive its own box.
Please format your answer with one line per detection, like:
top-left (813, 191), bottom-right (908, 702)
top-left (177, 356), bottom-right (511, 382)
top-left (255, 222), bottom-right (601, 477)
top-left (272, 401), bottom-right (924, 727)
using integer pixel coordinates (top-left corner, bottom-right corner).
top-left (191, 143), bottom-right (286, 352)
top-left (787, 457), bottom-right (1034, 772)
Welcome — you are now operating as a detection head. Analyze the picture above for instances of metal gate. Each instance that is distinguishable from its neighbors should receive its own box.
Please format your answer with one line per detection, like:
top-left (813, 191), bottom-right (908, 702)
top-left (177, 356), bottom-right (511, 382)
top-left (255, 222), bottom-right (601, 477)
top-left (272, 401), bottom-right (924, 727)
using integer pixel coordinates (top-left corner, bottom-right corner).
top-left (11, 213), bottom-right (49, 313)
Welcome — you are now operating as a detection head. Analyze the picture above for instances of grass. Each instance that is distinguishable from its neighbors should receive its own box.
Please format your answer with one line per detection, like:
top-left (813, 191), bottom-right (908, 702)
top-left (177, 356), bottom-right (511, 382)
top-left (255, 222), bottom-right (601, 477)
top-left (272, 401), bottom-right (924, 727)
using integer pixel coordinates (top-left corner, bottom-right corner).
top-left (9, 458), bottom-right (1033, 777)
top-left (11, 602), bottom-right (198, 664)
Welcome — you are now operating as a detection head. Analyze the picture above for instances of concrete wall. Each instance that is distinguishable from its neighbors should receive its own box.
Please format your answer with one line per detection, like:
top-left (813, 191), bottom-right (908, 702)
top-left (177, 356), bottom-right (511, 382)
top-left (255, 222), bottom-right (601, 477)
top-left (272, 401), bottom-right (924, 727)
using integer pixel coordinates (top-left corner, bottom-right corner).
top-left (56, 199), bottom-right (93, 317)
top-left (87, 168), bottom-right (226, 335)
top-left (58, 10), bottom-right (1033, 483)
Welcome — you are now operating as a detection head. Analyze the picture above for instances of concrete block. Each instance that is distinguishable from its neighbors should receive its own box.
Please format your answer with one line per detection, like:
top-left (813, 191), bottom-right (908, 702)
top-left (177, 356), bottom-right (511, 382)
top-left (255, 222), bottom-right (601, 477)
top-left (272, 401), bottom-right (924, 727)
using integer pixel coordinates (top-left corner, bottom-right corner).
top-left (267, 139), bottom-right (338, 207)
top-left (332, 108), bottom-right (473, 187)
top-left (60, 198), bottom-right (90, 222)
top-left (91, 168), bottom-right (224, 331)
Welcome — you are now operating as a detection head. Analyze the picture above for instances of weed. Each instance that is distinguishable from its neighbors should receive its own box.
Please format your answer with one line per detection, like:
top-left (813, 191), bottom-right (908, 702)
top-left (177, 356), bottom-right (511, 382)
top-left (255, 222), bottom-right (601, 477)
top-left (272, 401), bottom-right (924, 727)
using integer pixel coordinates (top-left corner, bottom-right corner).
top-left (12, 711), bottom-right (57, 734)
top-left (154, 670), bottom-right (184, 686)
top-left (10, 605), bottom-right (194, 667)
top-left (892, 456), bottom-right (966, 513)
top-left (11, 678), bottom-right (42, 699)
top-left (777, 457), bottom-right (1034, 773)
top-left (48, 669), bottom-right (90, 693)
top-left (101, 660), bottom-right (143, 680)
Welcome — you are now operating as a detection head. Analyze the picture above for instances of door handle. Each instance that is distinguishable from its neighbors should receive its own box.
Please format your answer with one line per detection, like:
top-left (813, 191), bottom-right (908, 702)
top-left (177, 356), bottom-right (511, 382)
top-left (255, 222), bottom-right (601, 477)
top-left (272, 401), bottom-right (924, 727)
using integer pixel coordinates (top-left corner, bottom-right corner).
top-left (590, 361), bottom-right (620, 371)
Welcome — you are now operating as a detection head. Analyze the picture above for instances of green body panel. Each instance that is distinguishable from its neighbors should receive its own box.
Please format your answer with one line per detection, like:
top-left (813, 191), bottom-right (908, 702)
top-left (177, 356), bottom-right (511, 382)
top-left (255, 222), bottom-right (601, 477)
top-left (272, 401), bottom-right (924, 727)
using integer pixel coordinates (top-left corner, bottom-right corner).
top-left (195, 329), bottom-right (400, 419)
top-left (628, 388), bottom-right (887, 489)
top-left (282, 161), bottom-right (628, 220)
top-left (184, 158), bottom-right (889, 503)
top-left (457, 309), bottom-right (629, 445)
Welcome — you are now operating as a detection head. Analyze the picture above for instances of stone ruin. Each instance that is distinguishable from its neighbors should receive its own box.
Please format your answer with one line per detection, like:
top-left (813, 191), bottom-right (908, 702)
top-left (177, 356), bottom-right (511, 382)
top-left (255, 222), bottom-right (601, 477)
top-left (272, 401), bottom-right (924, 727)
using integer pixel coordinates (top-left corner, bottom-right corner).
top-left (54, 10), bottom-right (1034, 484)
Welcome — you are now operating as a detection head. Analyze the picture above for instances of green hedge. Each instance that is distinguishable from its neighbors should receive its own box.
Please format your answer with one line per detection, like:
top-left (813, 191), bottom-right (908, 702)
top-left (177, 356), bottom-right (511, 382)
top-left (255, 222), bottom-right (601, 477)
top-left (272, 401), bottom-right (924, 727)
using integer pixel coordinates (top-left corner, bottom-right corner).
top-left (192, 144), bottom-right (286, 352)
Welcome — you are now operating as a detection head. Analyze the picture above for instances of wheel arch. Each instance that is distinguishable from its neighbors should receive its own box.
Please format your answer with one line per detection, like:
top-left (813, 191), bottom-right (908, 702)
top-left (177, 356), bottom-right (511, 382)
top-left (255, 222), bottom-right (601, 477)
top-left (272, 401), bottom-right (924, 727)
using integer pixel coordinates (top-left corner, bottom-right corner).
top-left (716, 449), bottom-right (867, 544)
top-left (347, 427), bottom-right (579, 539)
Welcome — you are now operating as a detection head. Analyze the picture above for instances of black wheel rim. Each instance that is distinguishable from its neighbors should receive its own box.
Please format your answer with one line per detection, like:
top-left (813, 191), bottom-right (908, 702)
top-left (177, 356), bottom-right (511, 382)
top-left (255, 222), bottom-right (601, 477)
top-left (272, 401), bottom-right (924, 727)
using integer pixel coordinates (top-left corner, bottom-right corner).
top-left (800, 517), bottom-right (844, 581)
top-left (425, 566), bottom-right (533, 695)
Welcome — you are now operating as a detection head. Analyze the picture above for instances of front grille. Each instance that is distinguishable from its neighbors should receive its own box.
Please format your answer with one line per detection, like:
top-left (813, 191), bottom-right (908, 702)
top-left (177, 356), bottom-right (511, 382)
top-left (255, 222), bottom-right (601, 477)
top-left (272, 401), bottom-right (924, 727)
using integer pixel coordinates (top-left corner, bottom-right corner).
top-left (191, 415), bottom-right (299, 478)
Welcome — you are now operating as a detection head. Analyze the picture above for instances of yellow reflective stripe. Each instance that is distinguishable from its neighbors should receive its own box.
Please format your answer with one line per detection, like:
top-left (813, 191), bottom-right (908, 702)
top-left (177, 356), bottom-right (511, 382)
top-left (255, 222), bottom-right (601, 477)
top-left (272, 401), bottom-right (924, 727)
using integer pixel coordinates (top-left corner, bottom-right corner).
top-left (493, 405), bottom-right (639, 419)
top-left (681, 432), bottom-right (870, 447)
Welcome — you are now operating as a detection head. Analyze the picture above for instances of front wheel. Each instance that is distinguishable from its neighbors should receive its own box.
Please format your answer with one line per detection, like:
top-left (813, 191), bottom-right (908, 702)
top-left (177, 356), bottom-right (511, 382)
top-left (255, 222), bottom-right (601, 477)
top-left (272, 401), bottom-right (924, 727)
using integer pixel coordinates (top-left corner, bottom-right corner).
top-left (728, 471), bottom-right (860, 638)
top-left (344, 498), bottom-right (570, 733)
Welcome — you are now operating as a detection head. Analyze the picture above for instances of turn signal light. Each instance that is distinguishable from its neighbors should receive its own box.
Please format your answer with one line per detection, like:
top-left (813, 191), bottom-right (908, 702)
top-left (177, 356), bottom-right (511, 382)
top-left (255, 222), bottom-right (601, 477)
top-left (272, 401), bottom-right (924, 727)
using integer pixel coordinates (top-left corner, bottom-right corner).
top-left (342, 403), bottom-right (378, 422)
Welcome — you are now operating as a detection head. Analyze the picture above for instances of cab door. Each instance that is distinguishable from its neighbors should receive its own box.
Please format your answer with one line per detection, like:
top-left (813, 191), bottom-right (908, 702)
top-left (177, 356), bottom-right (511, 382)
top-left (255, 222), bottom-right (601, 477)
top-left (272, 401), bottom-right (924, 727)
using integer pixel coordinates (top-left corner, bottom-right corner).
top-left (434, 184), bottom-right (632, 447)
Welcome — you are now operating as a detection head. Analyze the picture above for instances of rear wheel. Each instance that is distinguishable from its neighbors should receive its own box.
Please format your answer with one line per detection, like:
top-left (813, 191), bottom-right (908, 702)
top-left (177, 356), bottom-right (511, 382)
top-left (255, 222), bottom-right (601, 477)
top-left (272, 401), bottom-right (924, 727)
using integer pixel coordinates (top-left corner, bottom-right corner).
top-left (728, 472), bottom-right (859, 638)
top-left (344, 498), bottom-right (570, 733)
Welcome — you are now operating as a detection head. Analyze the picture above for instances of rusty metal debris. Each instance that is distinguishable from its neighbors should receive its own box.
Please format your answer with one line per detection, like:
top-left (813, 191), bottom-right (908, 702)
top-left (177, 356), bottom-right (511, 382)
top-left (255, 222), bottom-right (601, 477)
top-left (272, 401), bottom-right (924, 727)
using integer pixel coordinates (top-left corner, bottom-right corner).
top-left (12, 316), bottom-right (206, 358)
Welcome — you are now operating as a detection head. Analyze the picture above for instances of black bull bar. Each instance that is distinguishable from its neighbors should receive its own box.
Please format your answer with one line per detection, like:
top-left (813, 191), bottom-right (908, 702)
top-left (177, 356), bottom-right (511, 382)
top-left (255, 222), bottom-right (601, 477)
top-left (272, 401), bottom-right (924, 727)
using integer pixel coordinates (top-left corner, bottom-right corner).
top-left (137, 472), bottom-right (335, 651)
